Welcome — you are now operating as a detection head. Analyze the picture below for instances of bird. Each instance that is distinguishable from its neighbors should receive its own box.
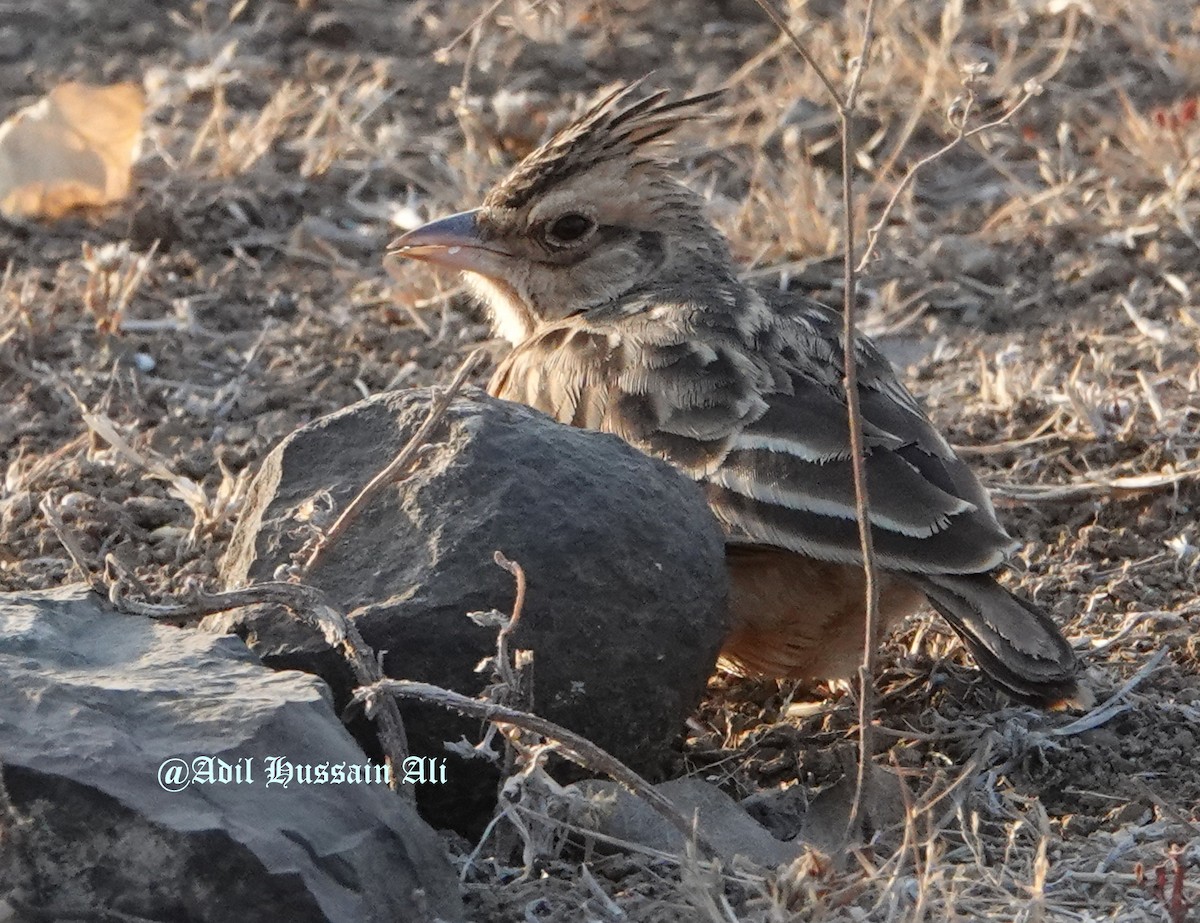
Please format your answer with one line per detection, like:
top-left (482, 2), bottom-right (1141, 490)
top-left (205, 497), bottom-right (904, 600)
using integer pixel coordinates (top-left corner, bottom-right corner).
top-left (387, 84), bottom-right (1088, 708)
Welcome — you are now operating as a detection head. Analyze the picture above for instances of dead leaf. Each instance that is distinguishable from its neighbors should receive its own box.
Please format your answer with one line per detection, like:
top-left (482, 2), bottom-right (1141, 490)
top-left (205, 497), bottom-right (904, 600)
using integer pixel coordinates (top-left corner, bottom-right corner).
top-left (0, 82), bottom-right (145, 220)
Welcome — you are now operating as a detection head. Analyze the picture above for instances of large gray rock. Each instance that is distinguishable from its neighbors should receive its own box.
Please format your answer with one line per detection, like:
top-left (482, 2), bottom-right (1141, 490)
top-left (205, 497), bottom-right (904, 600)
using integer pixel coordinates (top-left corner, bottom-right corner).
top-left (0, 585), bottom-right (463, 923)
top-left (207, 388), bottom-right (729, 832)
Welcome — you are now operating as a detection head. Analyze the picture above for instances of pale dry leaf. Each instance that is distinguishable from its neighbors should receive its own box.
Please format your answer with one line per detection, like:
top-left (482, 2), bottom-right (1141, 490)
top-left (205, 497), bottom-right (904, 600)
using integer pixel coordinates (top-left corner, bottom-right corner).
top-left (79, 408), bottom-right (209, 519)
top-left (1119, 296), bottom-right (1170, 344)
top-left (0, 82), bottom-right (145, 220)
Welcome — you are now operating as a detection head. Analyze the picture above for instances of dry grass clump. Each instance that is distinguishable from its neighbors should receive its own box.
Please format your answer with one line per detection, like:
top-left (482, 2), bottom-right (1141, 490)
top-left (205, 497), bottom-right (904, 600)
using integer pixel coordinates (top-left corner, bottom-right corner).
top-left (1, 0), bottom-right (1198, 920)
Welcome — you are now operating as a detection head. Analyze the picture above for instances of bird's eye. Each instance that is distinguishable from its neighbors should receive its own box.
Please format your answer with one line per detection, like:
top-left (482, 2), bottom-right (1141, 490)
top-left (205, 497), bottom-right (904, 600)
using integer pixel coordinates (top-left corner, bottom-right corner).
top-left (544, 213), bottom-right (595, 247)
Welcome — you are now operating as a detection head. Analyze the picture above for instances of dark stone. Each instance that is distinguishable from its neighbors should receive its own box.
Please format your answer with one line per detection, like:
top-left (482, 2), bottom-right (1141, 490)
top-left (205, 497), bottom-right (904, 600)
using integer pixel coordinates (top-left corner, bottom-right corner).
top-left (127, 199), bottom-right (181, 252)
top-left (206, 388), bottom-right (729, 832)
top-left (0, 585), bottom-right (463, 923)
top-left (305, 12), bottom-right (358, 47)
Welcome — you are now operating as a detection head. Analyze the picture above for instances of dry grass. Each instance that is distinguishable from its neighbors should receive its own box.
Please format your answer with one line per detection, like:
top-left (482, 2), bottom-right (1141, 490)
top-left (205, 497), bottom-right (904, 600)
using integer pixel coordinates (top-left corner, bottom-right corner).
top-left (1, 0), bottom-right (1199, 920)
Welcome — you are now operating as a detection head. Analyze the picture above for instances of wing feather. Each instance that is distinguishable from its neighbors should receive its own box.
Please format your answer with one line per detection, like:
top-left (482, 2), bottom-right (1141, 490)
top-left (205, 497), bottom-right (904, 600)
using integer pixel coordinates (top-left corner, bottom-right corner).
top-left (707, 483), bottom-right (1011, 573)
top-left (711, 445), bottom-right (975, 538)
top-left (490, 288), bottom-right (1015, 577)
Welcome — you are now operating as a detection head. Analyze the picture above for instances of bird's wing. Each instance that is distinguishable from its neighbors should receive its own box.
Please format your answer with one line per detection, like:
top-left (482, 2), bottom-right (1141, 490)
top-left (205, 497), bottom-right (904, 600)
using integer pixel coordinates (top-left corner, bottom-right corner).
top-left (489, 290), bottom-right (1015, 576)
top-left (704, 293), bottom-right (1016, 575)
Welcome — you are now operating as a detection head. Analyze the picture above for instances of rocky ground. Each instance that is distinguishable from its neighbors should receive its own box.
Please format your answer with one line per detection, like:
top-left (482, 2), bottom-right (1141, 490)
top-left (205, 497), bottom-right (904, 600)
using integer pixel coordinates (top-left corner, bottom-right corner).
top-left (1, 1), bottom-right (1198, 920)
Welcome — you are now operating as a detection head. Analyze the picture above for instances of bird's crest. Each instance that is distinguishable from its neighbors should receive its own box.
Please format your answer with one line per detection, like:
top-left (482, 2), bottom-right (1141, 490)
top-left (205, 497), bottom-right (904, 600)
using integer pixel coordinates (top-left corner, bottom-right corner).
top-left (483, 83), bottom-right (722, 211)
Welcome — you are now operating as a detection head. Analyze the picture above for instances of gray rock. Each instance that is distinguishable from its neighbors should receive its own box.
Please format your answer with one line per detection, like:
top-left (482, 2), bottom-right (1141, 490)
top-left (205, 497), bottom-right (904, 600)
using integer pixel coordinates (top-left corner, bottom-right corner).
top-left (0, 585), bottom-right (463, 923)
top-left (567, 778), bottom-right (804, 868)
top-left (798, 764), bottom-right (907, 856)
top-left (207, 388), bottom-right (729, 832)
top-left (743, 759), bottom-right (909, 856)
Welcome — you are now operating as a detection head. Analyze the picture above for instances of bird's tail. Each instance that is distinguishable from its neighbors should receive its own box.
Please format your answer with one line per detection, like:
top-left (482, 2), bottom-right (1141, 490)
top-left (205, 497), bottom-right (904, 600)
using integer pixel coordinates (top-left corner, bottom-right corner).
top-left (908, 573), bottom-right (1091, 709)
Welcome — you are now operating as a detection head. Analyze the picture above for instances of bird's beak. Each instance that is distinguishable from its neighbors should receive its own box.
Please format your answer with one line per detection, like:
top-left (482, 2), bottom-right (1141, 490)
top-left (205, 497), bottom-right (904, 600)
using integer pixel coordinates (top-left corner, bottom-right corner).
top-left (385, 209), bottom-right (512, 280)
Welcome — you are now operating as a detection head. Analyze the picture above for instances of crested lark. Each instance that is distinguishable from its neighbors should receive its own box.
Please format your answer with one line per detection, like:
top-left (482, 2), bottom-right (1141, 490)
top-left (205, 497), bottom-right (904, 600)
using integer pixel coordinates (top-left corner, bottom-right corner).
top-left (388, 86), bottom-right (1087, 708)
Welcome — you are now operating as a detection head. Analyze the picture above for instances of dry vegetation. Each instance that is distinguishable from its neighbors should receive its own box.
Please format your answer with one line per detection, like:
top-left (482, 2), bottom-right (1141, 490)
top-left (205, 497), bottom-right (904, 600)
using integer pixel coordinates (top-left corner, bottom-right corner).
top-left (1, 0), bottom-right (1199, 920)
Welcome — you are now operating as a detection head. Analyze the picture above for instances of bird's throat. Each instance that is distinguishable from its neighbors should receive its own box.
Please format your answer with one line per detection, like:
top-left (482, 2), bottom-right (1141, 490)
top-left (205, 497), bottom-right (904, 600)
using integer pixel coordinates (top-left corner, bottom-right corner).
top-left (467, 272), bottom-right (537, 344)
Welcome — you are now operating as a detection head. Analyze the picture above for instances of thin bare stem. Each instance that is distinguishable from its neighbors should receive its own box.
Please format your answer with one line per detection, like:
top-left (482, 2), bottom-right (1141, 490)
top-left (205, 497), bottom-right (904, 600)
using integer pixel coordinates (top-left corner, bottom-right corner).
top-left (492, 550), bottom-right (530, 706)
top-left (355, 679), bottom-right (716, 859)
top-left (300, 350), bottom-right (482, 576)
top-left (754, 0), bottom-right (883, 840)
top-left (836, 0), bottom-right (882, 839)
top-left (435, 0), bottom-right (509, 59)
top-left (488, 551), bottom-right (533, 796)
top-left (748, 0), bottom-right (844, 108)
top-left (857, 85), bottom-right (1038, 272)
top-left (843, 0), bottom-right (878, 111)
top-left (493, 551), bottom-right (528, 633)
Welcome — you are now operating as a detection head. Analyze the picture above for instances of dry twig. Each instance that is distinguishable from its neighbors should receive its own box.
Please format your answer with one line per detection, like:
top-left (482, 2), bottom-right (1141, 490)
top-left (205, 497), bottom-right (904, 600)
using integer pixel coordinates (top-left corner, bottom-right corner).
top-left (299, 349), bottom-right (482, 576)
top-left (751, 0), bottom-right (882, 838)
top-left (353, 678), bottom-right (717, 860)
top-left (989, 464), bottom-right (1200, 502)
top-left (836, 0), bottom-right (882, 839)
top-left (858, 82), bottom-right (1041, 271)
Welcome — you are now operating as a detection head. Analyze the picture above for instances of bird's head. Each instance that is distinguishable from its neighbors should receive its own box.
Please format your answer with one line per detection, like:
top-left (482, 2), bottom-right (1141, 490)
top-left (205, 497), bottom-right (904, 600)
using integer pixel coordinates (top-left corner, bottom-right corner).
top-left (387, 85), bottom-right (730, 343)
